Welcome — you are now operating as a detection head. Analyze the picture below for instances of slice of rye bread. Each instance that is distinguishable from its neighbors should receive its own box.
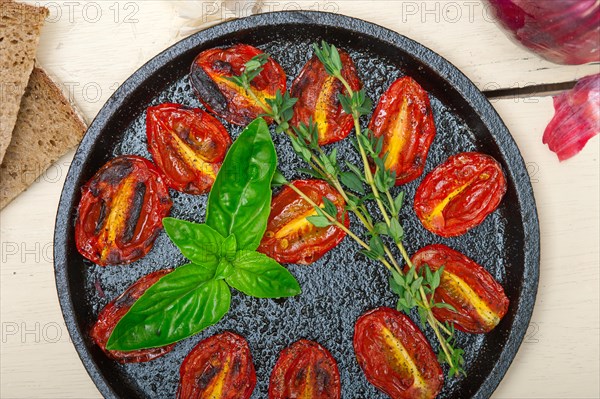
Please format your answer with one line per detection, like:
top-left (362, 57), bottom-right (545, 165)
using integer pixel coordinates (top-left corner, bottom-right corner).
top-left (0, 1), bottom-right (48, 163)
top-left (0, 67), bottom-right (87, 209)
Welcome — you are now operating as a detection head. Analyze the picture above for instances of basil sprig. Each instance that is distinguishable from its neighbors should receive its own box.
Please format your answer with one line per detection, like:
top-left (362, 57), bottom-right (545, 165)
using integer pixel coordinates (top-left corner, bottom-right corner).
top-left (107, 118), bottom-right (301, 351)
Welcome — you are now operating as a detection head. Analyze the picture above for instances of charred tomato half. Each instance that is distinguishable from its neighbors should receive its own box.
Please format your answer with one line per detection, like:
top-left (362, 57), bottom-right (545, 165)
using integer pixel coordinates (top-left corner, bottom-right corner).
top-left (258, 179), bottom-right (348, 265)
top-left (411, 244), bottom-right (509, 333)
top-left (146, 103), bottom-right (231, 194)
top-left (290, 50), bottom-right (362, 145)
top-left (414, 152), bottom-right (507, 237)
top-left (354, 307), bottom-right (443, 399)
top-left (269, 339), bottom-right (341, 399)
top-left (75, 155), bottom-right (172, 266)
top-left (190, 44), bottom-right (286, 126)
top-left (177, 332), bottom-right (256, 399)
top-left (368, 76), bottom-right (436, 185)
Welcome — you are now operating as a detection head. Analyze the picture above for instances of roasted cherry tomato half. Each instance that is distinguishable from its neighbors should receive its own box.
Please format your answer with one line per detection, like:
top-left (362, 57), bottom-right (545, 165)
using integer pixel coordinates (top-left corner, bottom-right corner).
top-left (354, 307), bottom-right (443, 399)
top-left (146, 103), bottom-right (231, 194)
top-left (258, 179), bottom-right (348, 265)
top-left (411, 244), bottom-right (509, 333)
top-left (190, 44), bottom-right (286, 126)
top-left (269, 339), bottom-right (341, 399)
top-left (90, 269), bottom-right (175, 363)
top-left (414, 152), bottom-right (507, 237)
top-left (290, 50), bottom-right (362, 145)
top-left (368, 76), bottom-right (436, 185)
top-left (75, 155), bottom-right (172, 266)
top-left (177, 332), bottom-right (256, 399)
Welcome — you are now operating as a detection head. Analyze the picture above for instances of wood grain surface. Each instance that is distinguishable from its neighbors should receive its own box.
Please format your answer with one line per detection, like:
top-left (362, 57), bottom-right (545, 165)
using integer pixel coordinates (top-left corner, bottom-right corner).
top-left (1, 1), bottom-right (599, 398)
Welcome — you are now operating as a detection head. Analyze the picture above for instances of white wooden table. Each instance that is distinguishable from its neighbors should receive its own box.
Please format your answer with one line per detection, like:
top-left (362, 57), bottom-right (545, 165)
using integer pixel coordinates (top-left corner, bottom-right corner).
top-left (1, 1), bottom-right (599, 398)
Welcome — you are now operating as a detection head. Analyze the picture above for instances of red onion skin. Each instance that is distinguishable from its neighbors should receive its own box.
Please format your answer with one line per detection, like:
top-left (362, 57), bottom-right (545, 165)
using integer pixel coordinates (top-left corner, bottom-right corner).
top-left (487, 0), bottom-right (600, 65)
top-left (543, 74), bottom-right (600, 161)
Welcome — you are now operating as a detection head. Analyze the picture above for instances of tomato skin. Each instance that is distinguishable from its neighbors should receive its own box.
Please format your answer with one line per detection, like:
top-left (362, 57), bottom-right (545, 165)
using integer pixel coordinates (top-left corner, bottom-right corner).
top-left (146, 103), bottom-right (232, 194)
top-left (257, 179), bottom-right (349, 265)
top-left (414, 152), bottom-right (507, 237)
top-left (290, 50), bottom-right (362, 145)
top-left (353, 307), bottom-right (443, 399)
top-left (411, 244), bottom-right (509, 333)
top-left (368, 76), bottom-right (436, 185)
top-left (90, 269), bottom-right (175, 363)
top-left (177, 332), bottom-right (256, 399)
top-left (190, 44), bottom-right (286, 126)
top-left (75, 155), bottom-right (172, 266)
top-left (269, 339), bottom-right (341, 399)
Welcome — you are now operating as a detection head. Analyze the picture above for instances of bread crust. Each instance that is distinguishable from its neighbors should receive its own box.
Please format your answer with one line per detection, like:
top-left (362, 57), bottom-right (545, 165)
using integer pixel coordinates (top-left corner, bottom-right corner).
top-left (0, 1), bottom-right (49, 163)
top-left (0, 67), bottom-right (87, 209)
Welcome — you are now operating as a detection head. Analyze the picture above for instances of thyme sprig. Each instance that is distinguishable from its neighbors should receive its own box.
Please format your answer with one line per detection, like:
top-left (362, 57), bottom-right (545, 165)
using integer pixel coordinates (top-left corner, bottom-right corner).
top-left (225, 53), bottom-right (269, 90)
top-left (227, 48), bottom-right (465, 377)
top-left (313, 41), bottom-right (465, 376)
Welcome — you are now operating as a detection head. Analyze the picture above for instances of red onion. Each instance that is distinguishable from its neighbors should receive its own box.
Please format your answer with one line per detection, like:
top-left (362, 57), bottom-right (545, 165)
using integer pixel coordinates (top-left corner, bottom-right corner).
top-left (487, 0), bottom-right (600, 65)
top-left (543, 74), bottom-right (599, 161)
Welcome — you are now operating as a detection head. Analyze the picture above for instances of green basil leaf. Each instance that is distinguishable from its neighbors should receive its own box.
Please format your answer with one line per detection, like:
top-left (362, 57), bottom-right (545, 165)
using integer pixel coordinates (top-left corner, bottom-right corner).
top-left (221, 234), bottom-right (237, 262)
top-left (206, 118), bottom-right (277, 251)
top-left (162, 218), bottom-right (224, 270)
top-left (226, 251), bottom-right (301, 298)
top-left (214, 258), bottom-right (234, 280)
top-left (106, 263), bottom-right (230, 351)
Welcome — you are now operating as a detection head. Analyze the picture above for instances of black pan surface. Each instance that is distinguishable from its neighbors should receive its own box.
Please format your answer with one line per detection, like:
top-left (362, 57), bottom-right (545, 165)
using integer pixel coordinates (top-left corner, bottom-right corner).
top-left (54, 11), bottom-right (539, 399)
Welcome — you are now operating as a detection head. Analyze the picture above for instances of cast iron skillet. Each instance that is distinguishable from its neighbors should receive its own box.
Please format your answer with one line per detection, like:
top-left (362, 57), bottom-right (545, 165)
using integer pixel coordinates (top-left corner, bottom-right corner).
top-left (54, 11), bottom-right (539, 399)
